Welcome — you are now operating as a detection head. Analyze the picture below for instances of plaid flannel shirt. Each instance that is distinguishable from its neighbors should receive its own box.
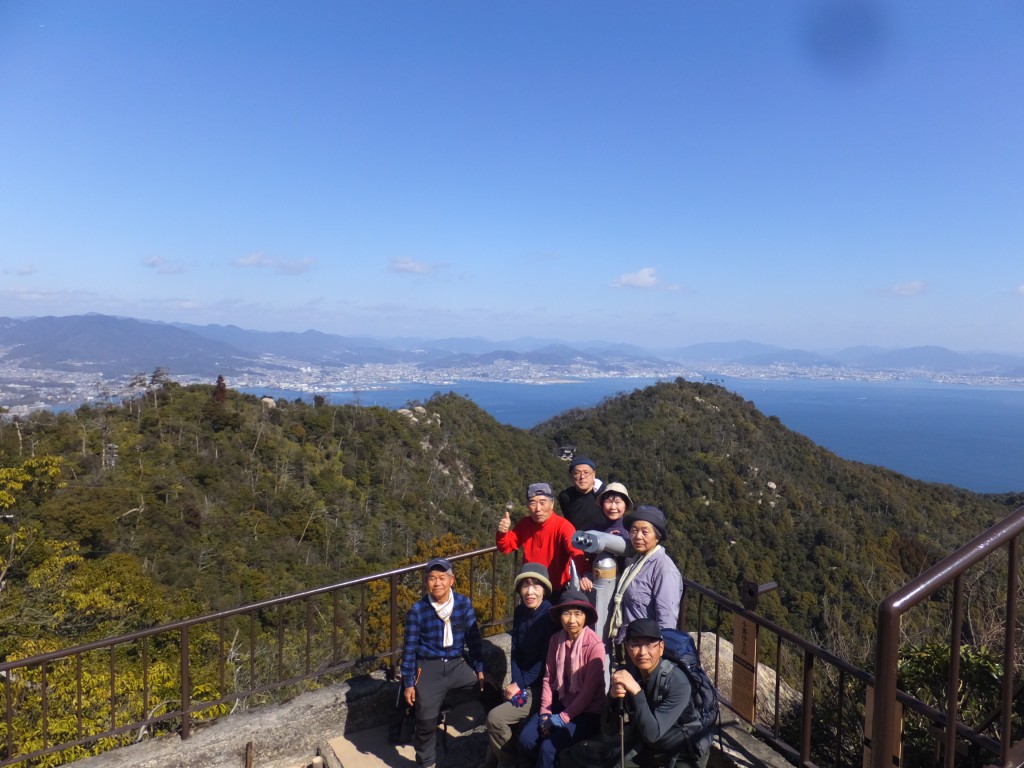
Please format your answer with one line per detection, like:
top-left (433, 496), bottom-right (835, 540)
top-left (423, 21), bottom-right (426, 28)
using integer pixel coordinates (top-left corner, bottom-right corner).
top-left (401, 591), bottom-right (484, 688)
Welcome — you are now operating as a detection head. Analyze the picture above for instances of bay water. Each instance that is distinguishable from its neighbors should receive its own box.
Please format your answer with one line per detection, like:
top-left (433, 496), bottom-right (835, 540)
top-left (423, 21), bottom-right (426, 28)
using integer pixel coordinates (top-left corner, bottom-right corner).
top-left (248, 377), bottom-right (1024, 494)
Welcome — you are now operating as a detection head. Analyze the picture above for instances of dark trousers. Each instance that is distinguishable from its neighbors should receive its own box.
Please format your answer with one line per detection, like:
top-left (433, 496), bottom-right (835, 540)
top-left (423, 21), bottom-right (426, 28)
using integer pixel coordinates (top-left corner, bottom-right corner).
top-left (626, 745), bottom-right (711, 768)
top-left (518, 710), bottom-right (601, 768)
top-left (413, 656), bottom-right (478, 767)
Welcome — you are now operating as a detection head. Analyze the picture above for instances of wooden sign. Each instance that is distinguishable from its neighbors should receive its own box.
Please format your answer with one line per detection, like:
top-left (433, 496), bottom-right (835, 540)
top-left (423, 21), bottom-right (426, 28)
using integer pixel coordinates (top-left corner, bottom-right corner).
top-left (731, 616), bottom-right (757, 722)
top-left (863, 686), bottom-right (903, 768)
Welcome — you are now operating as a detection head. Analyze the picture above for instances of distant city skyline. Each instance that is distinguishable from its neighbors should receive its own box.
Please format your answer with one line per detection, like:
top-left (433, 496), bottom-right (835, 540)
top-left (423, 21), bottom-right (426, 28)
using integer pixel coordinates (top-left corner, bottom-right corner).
top-left (2, 3), bottom-right (1023, 353)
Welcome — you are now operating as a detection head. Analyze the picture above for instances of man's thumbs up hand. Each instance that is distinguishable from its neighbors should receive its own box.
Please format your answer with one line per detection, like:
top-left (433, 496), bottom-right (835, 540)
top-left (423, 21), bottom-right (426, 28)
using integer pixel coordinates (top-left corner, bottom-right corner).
top-left (497, 508), bottom-right (512, 534)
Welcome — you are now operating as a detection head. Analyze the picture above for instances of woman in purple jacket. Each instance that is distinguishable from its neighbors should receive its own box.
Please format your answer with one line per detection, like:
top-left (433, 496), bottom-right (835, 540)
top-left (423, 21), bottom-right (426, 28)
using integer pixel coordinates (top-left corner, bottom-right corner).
top-left (606, 505), bottom-right (683, 644)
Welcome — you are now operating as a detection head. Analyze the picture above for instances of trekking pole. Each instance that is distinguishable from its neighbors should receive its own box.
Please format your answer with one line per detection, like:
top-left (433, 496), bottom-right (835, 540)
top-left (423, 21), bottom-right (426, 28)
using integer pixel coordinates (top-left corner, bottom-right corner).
top-left (613, 642), bottom-right (626, 768)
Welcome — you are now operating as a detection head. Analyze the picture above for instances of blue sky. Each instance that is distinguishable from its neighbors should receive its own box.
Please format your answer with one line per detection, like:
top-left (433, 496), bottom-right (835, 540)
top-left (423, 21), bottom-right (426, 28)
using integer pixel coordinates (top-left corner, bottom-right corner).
top-left (2, 2), bottom-right (1023, 353)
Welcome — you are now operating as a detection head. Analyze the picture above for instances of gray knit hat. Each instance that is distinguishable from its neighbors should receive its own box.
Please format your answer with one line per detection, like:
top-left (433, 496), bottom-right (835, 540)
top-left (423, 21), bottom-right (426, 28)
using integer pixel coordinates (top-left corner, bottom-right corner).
top-left (514, 562), bottom-right (553, 596)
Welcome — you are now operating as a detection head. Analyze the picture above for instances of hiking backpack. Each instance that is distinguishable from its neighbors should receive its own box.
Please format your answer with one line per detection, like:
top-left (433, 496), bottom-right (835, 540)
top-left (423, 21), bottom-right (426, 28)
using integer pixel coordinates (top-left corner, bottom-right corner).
top-left (657, 628), bottom-right (720, 757)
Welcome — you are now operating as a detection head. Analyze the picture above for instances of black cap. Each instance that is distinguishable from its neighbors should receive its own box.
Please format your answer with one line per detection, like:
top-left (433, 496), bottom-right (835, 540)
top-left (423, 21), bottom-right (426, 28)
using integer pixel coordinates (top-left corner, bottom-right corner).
top-left (625, 618), bottom-right (663, 641)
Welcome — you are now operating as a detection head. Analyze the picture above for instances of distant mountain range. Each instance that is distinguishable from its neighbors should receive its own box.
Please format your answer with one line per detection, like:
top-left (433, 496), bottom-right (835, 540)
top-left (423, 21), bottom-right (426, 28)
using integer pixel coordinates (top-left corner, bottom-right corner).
top-left (2, 313), bottom-right (1024, 387)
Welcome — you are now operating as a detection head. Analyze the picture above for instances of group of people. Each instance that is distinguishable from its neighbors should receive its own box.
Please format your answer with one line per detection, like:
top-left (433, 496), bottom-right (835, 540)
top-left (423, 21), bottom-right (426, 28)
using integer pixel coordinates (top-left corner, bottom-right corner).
top-left (401, 457), bottom-right (705, 768)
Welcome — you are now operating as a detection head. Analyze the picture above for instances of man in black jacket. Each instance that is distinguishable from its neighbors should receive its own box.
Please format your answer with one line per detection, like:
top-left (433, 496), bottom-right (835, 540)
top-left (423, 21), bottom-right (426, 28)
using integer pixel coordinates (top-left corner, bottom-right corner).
top-left (609, 619), bottom-right (709, 768)
top-left (558, 456), bottom-right (604, 532)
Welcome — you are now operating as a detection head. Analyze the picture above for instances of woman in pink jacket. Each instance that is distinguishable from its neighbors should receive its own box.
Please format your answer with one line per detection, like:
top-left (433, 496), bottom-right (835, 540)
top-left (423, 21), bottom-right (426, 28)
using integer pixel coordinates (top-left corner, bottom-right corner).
top-left (518, 588), bottom-right (606, 768)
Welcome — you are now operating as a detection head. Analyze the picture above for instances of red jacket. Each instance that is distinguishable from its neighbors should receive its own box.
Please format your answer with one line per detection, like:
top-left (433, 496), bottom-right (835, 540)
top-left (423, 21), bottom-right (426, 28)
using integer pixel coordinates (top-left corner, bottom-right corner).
top-left (496, 514), bottom-right (589, 589)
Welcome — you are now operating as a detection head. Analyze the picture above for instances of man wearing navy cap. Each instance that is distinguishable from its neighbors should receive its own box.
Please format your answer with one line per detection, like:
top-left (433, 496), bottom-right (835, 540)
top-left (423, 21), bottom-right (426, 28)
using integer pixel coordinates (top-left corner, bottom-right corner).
top-left (401, 557), bottom-right (486, 768)
top-left (558, 456), bottom-right (606, 533)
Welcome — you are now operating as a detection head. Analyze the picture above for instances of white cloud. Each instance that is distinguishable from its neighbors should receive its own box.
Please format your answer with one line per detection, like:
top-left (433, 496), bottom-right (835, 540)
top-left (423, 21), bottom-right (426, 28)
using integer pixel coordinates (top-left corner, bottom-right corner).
top-left (888, 281), bottom-right (927, 296)
top-left (233, 252), bottom-right (314, 275)
top-left (610, 267), bottom-right (680, 291)
top-left (390, 257), bottom-right (436, 275)
top-left (1, 264), bottom-right (37, 276)
top-left (142, 255), bottom-right (185, 275)
top-left (156, 298), bottom-right (204, 310)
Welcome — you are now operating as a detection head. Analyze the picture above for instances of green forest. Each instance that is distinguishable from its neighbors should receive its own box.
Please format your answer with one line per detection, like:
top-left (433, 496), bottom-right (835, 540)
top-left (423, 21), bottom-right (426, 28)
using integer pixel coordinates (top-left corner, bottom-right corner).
top-left (1, 375), bottom-right (1020, 765)
top-left (1, 375), bottom-right (1015, 664)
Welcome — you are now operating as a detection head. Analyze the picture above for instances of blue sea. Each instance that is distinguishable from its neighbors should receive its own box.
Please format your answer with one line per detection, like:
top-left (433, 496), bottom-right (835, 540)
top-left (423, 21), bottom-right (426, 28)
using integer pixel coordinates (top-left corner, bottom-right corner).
top-left (246, 377), bottom-right (1024, 494)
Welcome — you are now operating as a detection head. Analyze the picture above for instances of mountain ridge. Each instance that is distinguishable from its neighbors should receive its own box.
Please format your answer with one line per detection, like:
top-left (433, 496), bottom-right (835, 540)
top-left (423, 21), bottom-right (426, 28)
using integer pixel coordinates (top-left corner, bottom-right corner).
top-left (3, 314), bottom-right (1024, 411)
top-left (2, 314), bottom-right (1022, 373)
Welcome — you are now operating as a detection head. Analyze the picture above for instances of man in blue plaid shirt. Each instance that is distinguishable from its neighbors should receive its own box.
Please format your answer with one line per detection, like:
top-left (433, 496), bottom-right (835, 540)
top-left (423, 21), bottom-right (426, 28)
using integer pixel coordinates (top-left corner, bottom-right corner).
top-left (402, 557), bottom-right (486, 768)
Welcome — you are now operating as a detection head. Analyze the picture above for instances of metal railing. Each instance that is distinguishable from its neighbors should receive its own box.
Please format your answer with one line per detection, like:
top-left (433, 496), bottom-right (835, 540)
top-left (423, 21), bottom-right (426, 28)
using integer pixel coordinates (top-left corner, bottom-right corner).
top-left (3, 505), bottom-right (1022, 768)
top-left (681, 504), bottom-right (1024, 768)
top-left (683, 580), bottom-right (876, 768)
top-left (871, 504), bottom-right (1024, 768)
top-left (0, 547), bottom-right (518, 767)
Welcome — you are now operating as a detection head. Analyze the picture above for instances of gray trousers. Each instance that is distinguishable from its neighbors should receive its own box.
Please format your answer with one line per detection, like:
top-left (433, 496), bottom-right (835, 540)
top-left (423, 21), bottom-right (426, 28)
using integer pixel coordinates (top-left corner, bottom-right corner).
top-left (485, 689), bottom-right (534, 764)
top-left (413, 657), bottom-right (479, 767)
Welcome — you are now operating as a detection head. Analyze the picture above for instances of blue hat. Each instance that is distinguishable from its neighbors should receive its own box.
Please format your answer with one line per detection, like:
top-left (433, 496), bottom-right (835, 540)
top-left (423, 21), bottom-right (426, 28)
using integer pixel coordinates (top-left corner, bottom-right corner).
top-left (569, 456), bottom-right (596, 472)
top-left (623, 505), bottom-right (668, 540)
top-left (425, 557), bottom-right (453, 573)
top-left (527, 482), bottom-right (554, 500)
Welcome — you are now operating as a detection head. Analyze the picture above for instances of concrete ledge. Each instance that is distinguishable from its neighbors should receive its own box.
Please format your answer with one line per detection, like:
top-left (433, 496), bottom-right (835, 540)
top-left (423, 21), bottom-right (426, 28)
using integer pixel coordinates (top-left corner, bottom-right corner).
top-left (71, 636), bottom-right (511, 768)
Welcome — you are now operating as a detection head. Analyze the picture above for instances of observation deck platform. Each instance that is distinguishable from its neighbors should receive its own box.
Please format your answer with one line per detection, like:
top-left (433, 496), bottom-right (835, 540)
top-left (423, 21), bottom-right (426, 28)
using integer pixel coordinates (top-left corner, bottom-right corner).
top-left (73, 632), bottom-right (789, 768)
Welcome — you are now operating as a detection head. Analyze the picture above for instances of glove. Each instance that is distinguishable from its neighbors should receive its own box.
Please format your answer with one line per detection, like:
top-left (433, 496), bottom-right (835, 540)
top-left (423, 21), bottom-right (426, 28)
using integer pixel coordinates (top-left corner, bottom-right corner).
top-left (548, 713), bottom-right (568, 729)
top-left (510, 689), bottom-right (528, 708)
top-left (538, 714), bottom-right (552, 736)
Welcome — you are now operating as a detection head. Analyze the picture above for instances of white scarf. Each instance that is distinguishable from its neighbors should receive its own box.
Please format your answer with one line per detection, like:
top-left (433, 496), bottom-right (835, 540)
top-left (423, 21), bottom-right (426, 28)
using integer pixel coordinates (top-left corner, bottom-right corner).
top-left (431, 591), bottom-right (455, 648)
top-left (607, 544), bottom-right (663, 639)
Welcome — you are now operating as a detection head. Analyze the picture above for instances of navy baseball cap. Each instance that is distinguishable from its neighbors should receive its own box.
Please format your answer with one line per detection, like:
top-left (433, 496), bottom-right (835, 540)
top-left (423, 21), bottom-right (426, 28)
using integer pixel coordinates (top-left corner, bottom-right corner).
top-left (425, 557), bottom-right (453, 573)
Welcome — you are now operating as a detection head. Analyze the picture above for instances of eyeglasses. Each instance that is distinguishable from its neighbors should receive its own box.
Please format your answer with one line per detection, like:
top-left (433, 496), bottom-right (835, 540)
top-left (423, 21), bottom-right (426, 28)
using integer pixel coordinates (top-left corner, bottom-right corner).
top-left (626, 639), bottom-right (663, 652)
top-left (571, 469), bottom-right (594, 478)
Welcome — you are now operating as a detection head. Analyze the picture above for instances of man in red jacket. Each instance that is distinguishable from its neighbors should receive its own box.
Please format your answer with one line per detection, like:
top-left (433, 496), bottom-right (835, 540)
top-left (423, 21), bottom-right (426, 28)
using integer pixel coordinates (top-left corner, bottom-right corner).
top-left (496, 482), bottom-right (591, 593)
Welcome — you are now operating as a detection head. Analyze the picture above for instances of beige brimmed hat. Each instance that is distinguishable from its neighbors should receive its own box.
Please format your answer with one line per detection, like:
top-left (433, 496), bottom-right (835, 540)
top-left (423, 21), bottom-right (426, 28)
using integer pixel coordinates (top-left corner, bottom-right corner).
top-left (597, 482), bottom-right (632, 510)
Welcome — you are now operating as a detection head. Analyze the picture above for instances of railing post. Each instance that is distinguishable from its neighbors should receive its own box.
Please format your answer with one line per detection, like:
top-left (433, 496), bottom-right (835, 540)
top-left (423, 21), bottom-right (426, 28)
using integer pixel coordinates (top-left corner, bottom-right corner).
top-left (109, 646), bottom-right (117, 733)
top-left (389, 572), bottom-right (400, 679)
top-left (76, 653), bottom-right (84, 739)
top-left (41, 664), bottom-right (49, 750)
top-left (801, 649), bottom-right (814, 765)
top-left (871, 601), bottom-right (901, 768)
top-left (1000, 536), bottom-right (1019, 768)
top-left (180, 624), bottom-right (191, 740)
top-left (4, 668), bottom-right (12, 755)
top-left (490, 550), bottom-right (498, 627)
top-left (944, 575), bottom-right (964, 768)
top-left (305, 596), bottom-right (313, 676)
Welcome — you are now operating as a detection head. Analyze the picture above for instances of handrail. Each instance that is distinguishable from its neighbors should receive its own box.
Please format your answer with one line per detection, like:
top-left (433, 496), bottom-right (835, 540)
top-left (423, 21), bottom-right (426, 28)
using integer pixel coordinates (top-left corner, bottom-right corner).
top-left (3, 507), bottom-right (1021, 768)
top-left (684, 579), bottom-right (876, 767)
top-left (871, 504), bottom-right (1024, 768)
top-left (0, 545), bottom-right (502, 674)
top-left (0, 546), bottom-right (514, 767)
